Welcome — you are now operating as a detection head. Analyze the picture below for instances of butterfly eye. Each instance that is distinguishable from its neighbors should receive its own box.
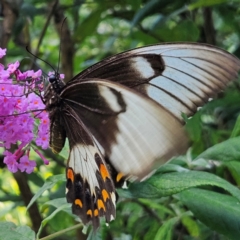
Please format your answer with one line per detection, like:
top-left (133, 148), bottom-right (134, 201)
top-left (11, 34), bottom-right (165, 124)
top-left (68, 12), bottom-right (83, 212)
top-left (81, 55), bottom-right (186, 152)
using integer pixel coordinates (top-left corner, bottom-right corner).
top-left (49, 75), bottom-right (57, 83)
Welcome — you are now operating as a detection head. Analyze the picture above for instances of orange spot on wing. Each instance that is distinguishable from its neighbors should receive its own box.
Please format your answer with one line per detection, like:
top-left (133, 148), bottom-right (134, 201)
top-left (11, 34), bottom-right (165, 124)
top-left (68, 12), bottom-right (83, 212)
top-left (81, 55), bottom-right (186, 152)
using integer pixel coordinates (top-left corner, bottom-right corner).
top-left (97, 199), bottom-right (106, 211)
top-left (74, 199), bottom-right (83, 208)
top-left (116, 172), bottom-right (124, 182)
top-left (67, 168), bottom-right (74, 182)
top-left (94, 209), bottom-right (99, 216)
top-left (87, 209), bottom-right (92, 217)
top-left (102, 189), bottom-right (109, 202)
top-left (100, 164), bottom-right (110, 181)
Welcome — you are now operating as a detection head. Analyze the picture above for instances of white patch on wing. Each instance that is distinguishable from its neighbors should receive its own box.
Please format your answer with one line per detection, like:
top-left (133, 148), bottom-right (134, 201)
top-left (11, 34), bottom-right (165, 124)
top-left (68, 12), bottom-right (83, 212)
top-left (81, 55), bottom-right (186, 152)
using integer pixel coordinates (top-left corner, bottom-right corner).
top-left (164, 56), bottom-right (227, 88)
top-left (151, 75), bottom-right (202, 105)
top-left (93, 81), bottom-right (188, 178)
top-left (122, 181), bottom-right (128, 189)
top-left (130, 57), bottom-right (155, 78)
top-left (98, 85), bottom-right (122, 112)
top-left (68, 144), bottom-right (99, 194)
top-left (144, 83), bottom-right (189, 118)
top-left (110, 192), bottom-right (116, 206)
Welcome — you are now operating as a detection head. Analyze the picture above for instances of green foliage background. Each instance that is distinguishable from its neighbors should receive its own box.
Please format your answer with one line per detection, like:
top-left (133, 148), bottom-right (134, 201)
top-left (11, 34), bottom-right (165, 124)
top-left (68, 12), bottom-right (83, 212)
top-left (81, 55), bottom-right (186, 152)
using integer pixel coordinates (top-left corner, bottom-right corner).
top-left (1, 0), bottom-right (240, 239)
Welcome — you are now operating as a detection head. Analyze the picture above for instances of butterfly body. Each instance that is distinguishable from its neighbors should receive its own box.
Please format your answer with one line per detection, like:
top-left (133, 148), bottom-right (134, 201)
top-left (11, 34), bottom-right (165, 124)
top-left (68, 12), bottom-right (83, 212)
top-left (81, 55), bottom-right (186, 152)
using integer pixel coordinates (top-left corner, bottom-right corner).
top-left (44, 76), bottom-right (66, 154)
top-left (44, 43), bottom-right (240, 230)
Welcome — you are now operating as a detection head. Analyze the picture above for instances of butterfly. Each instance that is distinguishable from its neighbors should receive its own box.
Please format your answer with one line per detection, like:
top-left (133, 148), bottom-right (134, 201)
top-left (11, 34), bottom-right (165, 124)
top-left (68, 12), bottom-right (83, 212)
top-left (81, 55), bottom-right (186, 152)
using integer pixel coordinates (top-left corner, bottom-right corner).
top-left (43, 43), bottom-right (240, 230)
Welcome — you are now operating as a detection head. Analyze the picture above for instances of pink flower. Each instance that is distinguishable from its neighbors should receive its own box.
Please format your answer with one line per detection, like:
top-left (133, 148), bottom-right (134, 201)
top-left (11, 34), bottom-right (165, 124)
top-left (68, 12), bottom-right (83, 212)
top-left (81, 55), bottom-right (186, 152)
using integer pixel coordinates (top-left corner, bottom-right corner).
top-left (15, 69), bottom-right (28, 81)
top-left (7, 61), bottom-right (20, 74)
top-left (32, 69), bottom-right (42, 79)
top-left (18, 155), bottom-right (36, 174)
top-left (0, 68), bottom-right (10, 80)
top-left (0, 50), bottom-right (63, 174)
top-left (0, 48), bottom-right (6, 58)
top-left (27, 92), bottom-right (45, 110)
top-left (3, 151), bottom-right (20, 173)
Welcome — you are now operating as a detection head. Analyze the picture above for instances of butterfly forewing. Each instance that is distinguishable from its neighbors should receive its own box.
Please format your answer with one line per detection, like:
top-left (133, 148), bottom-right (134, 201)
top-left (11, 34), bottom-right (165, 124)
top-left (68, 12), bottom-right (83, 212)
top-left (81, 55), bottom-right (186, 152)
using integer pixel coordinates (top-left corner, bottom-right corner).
top-left (76, 43), bottom-right (240, 121)
top-left (44, 43), bottom-right (240, 230)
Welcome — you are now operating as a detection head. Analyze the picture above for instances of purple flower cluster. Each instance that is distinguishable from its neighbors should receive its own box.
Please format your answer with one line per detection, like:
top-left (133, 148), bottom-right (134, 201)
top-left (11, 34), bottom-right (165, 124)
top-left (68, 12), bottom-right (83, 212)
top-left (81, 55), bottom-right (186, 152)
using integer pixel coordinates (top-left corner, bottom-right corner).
top-left (0, 48), bottom-right (50, 174)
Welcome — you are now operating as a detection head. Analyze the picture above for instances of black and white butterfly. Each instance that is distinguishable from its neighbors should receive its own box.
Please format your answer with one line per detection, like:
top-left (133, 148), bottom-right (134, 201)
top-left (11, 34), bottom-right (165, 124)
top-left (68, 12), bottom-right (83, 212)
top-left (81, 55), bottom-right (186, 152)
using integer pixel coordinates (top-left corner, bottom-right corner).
top-left (43, 43), bottom-right (240, 230)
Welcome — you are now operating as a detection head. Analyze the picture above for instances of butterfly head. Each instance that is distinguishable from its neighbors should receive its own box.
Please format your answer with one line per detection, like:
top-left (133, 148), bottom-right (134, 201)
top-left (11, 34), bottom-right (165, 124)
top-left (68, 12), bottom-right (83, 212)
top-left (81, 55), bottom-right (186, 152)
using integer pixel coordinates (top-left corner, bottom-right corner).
top-left (43, 73), bottom-right (65, 110)
top-left (48, 73), bottom-right (65, 94)
top-left (48, 74), bottom-right (57, 83)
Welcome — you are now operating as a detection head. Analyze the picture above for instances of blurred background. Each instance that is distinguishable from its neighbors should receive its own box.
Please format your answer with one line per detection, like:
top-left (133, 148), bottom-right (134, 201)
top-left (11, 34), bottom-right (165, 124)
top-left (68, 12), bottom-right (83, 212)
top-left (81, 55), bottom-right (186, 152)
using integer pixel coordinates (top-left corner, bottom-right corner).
top-left (0, 0), bottom-right (240, 239)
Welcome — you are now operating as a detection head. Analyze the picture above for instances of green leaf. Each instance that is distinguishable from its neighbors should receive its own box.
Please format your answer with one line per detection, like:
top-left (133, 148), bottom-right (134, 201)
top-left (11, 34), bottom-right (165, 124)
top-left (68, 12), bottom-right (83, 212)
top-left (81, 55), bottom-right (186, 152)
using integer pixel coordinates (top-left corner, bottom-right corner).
top-left (231, 115), bottom-right (240, 138)
top-left (154, 217), bottom-right (179, 240)
top-left (138, 198), bottom-right (174, 215)
top-left (180, 188), bottom-right (240, 240)
top-left (181, 215), bottom-right (200, 237)
top-left (87, 228), bottom-right (103, 240)
top-left (21, 2), bottom-right (44, 19)
top-left (43, 197), bottom-right (67, 208)
top-left (27, 174), bottom-right (65, 210)
top-left (0, 222), bottom-right (35, 240)
top-left (155, 163), bottom-right (189, 174)
top-left (129, 0), bottom-right (142, 11)
top-left (185, 112), bottom-right (202, 142)
top-left (131, 30), bottom-right (158, 45)
top-left (129, 171), bottom-right (240, 200)
top-left (131, 0), bottom-right (169, 28)
top-left (42, 198), bottom-right (72, 215)
top-left (188, 0), bottom-right (230, 10)
top-left (27, 172), bottom-right (45, 188)
top-left (144, 222), bottom-right (161, 240)
top-left (154, 20), bottom-right (199, 42)
top-left (36, 203), bottom-right (72, 239)
top-left (197, 136), bottom-right (240, 162)
top-left (224, 161), bottom-right (240, 185)
top-left (73, 9), bottom-right (103, 42)
top-left (152, 5), bottom-right (189, 30)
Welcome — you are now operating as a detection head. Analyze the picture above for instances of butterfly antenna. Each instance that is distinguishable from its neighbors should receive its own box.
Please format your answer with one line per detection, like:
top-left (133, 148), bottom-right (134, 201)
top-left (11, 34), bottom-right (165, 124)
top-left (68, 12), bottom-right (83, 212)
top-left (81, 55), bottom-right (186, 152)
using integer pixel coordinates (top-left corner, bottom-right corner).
top-left (20, 56), bottom-right (49, 77)
top-left (0, 109), bottom-right (45, 118)
top-left (57, 17), bottom-right (67, 74)
top-left (26, 46), bottom-right (57, 73)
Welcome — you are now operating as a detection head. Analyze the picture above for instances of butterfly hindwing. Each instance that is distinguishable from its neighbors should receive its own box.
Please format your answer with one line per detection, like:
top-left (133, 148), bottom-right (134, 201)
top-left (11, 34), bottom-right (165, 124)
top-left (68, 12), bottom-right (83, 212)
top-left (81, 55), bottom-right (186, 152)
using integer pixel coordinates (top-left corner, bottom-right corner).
top-left (60, 103), bottom-right (116, 229)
